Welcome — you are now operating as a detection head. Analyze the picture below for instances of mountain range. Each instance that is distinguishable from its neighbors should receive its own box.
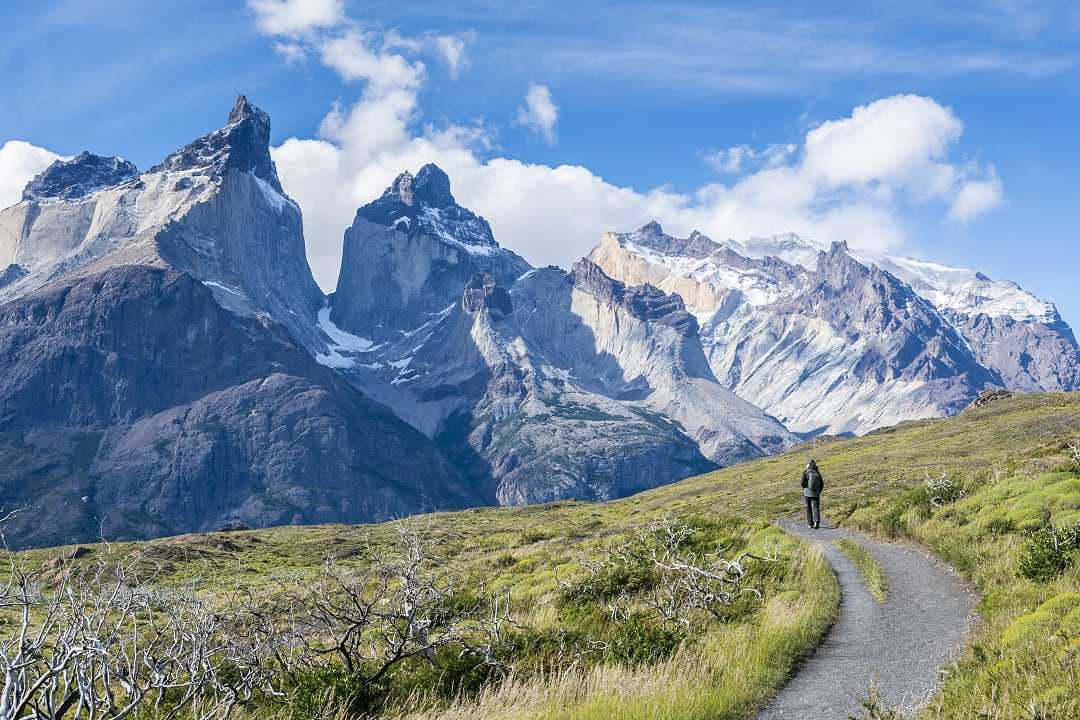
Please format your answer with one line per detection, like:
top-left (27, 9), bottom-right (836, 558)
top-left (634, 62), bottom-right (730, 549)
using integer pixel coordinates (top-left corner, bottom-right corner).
top-left (590, 223), bottom-right (1079, 435)
top-left (0, 96), bottom-right (1073, 546)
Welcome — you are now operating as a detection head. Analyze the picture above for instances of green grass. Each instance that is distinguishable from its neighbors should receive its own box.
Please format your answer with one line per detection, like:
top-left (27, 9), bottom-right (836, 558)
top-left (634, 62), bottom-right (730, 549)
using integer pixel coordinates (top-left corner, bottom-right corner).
top-left (846, 467), bottom-right (1080, 718)
top-left (17, 391), bottom-right (1080, 719)
top-left (834, 538), bottom-right (888, 603)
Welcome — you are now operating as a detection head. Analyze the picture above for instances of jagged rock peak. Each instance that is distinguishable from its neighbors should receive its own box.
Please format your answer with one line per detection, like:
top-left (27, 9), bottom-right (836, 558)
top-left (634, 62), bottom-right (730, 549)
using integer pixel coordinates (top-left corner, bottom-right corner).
top-left (618, 222), bottom-right (718, 259)
top-left (571, 259), bottom-right (697, 334)
top-left (357, 163), bottom-right (496, 248)
top-left (413, 163), bottom-right (455, 207)
top-left (462, 272), bottom-right (513, 318)
top-left (376, 163), bottom-right (457, 209)
top-left (815, 240), bottom-right (869, 286)
top-left (150, 94), bottom-right (282, 192)
top-left (22, 152), bottom-right (139, 201)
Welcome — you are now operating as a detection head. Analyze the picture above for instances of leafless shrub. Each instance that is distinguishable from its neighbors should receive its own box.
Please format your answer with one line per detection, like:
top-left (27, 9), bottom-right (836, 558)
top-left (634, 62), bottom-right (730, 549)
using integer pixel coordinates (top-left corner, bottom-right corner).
top-left (270, 523), bottom-right (521, 690)
top-left (1067, 440), bottom-right (1080, 474)
top-left (0, 510), bottom-right (279, 720)
top-left (924, 471), bottom-right (966, 508)
top-left (0, 515), bottom-right (528, 719)
top-left (557, 516), bottom-right (776, 628)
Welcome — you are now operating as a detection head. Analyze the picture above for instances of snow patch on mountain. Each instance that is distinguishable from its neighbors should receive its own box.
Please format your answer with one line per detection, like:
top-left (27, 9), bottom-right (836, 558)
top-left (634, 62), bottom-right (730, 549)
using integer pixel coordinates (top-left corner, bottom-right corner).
top-left (315, 305), bottom-right (378, 368)
top-left (590, 222), bottom-right (1078, 435)
top-left (722, 232), bottom-right (1059, 326)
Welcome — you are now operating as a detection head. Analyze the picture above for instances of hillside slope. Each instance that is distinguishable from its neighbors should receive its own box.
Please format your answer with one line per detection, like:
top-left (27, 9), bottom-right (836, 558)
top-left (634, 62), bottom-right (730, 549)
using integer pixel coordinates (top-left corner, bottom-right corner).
top-left (20, 392), bottom-right (1080, 719)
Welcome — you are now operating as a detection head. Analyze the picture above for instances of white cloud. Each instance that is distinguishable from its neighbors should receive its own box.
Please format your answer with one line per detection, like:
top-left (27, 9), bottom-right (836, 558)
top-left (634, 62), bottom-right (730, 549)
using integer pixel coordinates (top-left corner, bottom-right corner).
top-left (272, 41), bottom-right (308, 65)
top-left (515, 84), bottom-right (559, 145)
top-left (704, 143), bottom-right (795, 173)
top-left (0, 141), bottom-right (62, 210)
top-left (431, 34), bottom-right (470, 79)
top-left (949, 171), bottom-right (1004, 221)
top-left (803, 94), bottom-right (963, 189)
top-left (253, 12), bottom-right (1002, 291)
top-left (319, 30), bottom-right (426, 94)
top-left (247, 0), bottom-right (344, 36)
top-left (704, 145), bottom-right (754, 173)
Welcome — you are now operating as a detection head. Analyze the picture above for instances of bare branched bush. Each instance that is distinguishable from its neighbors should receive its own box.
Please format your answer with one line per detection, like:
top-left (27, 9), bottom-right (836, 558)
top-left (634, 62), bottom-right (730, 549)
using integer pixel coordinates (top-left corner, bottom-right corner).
top-left (271, 523), bottom-right (520, 693)
top-left (558, 517), bottom-right (776, 628)
top-left (1067, 440), bottom-right (1080, 474)
top-left (0, 516), bottom-right (525, 720)
top-left (924, 471), bottom-right (966, 508)
top-left (0, 511), bottom-right (279, 720)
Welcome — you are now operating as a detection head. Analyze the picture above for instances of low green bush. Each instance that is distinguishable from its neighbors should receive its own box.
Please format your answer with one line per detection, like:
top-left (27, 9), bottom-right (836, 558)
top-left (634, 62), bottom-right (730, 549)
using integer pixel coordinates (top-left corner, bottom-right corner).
top-left (556, 555), bottom-right (658, 607)
top-left (605, 612), bottom-right (686, 664)
top-left (1018, 521), bottom-right (1080, 582)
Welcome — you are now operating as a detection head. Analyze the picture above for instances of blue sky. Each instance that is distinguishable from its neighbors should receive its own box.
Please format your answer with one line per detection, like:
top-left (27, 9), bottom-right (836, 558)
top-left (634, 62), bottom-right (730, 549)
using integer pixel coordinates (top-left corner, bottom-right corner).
top-left (2, 1), bottom-right (1079, 324)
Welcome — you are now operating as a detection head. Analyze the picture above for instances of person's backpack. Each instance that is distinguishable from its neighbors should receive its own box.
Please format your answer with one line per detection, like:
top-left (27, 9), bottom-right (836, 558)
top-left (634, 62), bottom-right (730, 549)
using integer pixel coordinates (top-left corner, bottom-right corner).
top-left (807, 466), bottom-right (824, 493)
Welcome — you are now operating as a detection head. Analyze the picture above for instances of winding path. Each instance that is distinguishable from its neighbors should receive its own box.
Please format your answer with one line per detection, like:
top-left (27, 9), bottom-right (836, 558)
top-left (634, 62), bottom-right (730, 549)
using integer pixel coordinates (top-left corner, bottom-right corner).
top-left (756, 520), bottom-right (978, 719)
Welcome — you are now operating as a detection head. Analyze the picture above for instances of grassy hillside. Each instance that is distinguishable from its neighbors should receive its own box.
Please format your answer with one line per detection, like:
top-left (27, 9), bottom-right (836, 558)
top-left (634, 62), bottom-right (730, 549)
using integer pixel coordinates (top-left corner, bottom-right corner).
top-left (15, 392), bottom-right (1080, 718)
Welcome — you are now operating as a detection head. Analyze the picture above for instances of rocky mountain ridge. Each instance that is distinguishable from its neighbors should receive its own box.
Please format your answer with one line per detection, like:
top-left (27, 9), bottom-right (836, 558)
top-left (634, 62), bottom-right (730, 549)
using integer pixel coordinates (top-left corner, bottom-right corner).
top-left (324, 169), bottom-right (796, 501)
top-left (0, 97), bottom-right (798, 547)
top-left (589, 223), bottom-right (1079, 434)
top-left (0, 98), bottom-right (475, 548)
top-left (4, 94), bottom-right (1070, 546)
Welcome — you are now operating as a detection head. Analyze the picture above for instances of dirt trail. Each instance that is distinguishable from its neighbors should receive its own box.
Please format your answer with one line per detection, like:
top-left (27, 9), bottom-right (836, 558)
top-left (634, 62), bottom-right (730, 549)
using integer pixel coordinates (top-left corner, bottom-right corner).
top-left (756, 520), bottom-right (977, 719)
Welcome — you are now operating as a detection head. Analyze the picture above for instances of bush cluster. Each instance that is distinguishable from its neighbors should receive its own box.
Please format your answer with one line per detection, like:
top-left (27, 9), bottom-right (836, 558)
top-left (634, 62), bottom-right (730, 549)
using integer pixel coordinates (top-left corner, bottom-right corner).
top-left (556, 556), bottom-right (658, 606)
top-left (1018, 521), bottom-right (1080, 582)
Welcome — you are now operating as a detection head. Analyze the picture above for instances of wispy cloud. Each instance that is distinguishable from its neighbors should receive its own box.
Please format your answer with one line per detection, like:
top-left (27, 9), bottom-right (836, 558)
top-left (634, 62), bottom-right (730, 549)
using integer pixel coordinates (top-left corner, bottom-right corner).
top-left (515, 84), bottom-right (559, 144)
top-left (476, 2), bottom-right (1077, 93)
top-left (430, 33), bottom-right (472, 79)
top-left (703, 143), bottom-right (796, 174)
top-left (247, 0), bottom-right (345, 36)
top-left (255, 3), bottom-right (1006, 289)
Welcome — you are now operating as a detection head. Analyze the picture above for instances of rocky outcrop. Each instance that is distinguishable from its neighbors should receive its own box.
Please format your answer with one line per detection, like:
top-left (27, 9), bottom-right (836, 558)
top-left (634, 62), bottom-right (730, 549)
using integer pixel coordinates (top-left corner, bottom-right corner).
top-left (0, 264), bottom-right (26, 289)
top-left (0, 265), bottom-right (476, 548)
top-left (331, 164), bottom-right (530, 340)
top-left (22, 152), bottom-right (138, 201)
top-left (964, 388), bottom-right (1014, 412)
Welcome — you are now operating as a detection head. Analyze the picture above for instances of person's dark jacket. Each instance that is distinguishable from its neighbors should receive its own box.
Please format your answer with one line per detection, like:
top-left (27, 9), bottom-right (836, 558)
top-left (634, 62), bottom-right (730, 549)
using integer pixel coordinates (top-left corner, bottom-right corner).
top-left (802, 461), bottom-right (824, 498)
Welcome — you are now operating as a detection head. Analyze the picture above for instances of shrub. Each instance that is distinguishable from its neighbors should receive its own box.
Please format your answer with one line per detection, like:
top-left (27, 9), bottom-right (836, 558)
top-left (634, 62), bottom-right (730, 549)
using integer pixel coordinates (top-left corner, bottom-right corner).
top-left (982, 516), bottom-right (1017, 536)
top-left (518, 529), bottom-right (553, 545)
top-left (1018, 521), bottom-right (1080, 582)
top-left (492, 552), bottom-right (517, 569)
top-left (283, 665), bottom-right (372, 719)
top-left (556, 554), bottom-right (658, 606)
top-left (924, 470), bottom-right (966, 508)
top-left (605, 612), bottom-right (686, 664)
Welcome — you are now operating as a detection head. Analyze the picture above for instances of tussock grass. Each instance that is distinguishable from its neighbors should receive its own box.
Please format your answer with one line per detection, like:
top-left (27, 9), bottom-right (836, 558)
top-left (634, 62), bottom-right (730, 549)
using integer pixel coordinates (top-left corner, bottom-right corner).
top-left (16, 392), bottom-right (1080, 718)
top-left (834, 538), bottom-right (888, 603)
top-left (387, 543), bottom-right (836, 720)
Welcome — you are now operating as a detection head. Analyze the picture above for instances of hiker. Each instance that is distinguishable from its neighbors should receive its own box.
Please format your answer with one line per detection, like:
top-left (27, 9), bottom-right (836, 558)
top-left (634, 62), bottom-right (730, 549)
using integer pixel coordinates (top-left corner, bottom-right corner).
top-left (802, 459), bottom-right (824, 529)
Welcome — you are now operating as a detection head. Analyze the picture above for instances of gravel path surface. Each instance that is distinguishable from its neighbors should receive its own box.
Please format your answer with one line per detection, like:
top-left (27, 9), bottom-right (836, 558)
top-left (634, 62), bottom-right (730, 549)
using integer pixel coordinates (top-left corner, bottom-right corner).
top-left (756, 519), bottom-right (978, 719)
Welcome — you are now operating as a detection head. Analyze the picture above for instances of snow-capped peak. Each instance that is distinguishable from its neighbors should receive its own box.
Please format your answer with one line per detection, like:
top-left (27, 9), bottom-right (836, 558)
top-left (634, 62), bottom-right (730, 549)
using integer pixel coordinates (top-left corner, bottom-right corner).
top-left (149, 95), bottom-right (284, 193)
top-left (357, 163), bottom-right (500, 254)
top-left (616, 227), bottom-right (1058, 326)
top-left (862, 251), bottom-right (1060, 325)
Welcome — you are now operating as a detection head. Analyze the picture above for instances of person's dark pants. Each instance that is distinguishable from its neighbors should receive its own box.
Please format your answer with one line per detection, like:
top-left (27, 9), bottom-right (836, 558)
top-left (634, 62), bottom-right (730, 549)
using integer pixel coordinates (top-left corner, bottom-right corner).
top-left (805, 497), bottom-right (821, 527)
